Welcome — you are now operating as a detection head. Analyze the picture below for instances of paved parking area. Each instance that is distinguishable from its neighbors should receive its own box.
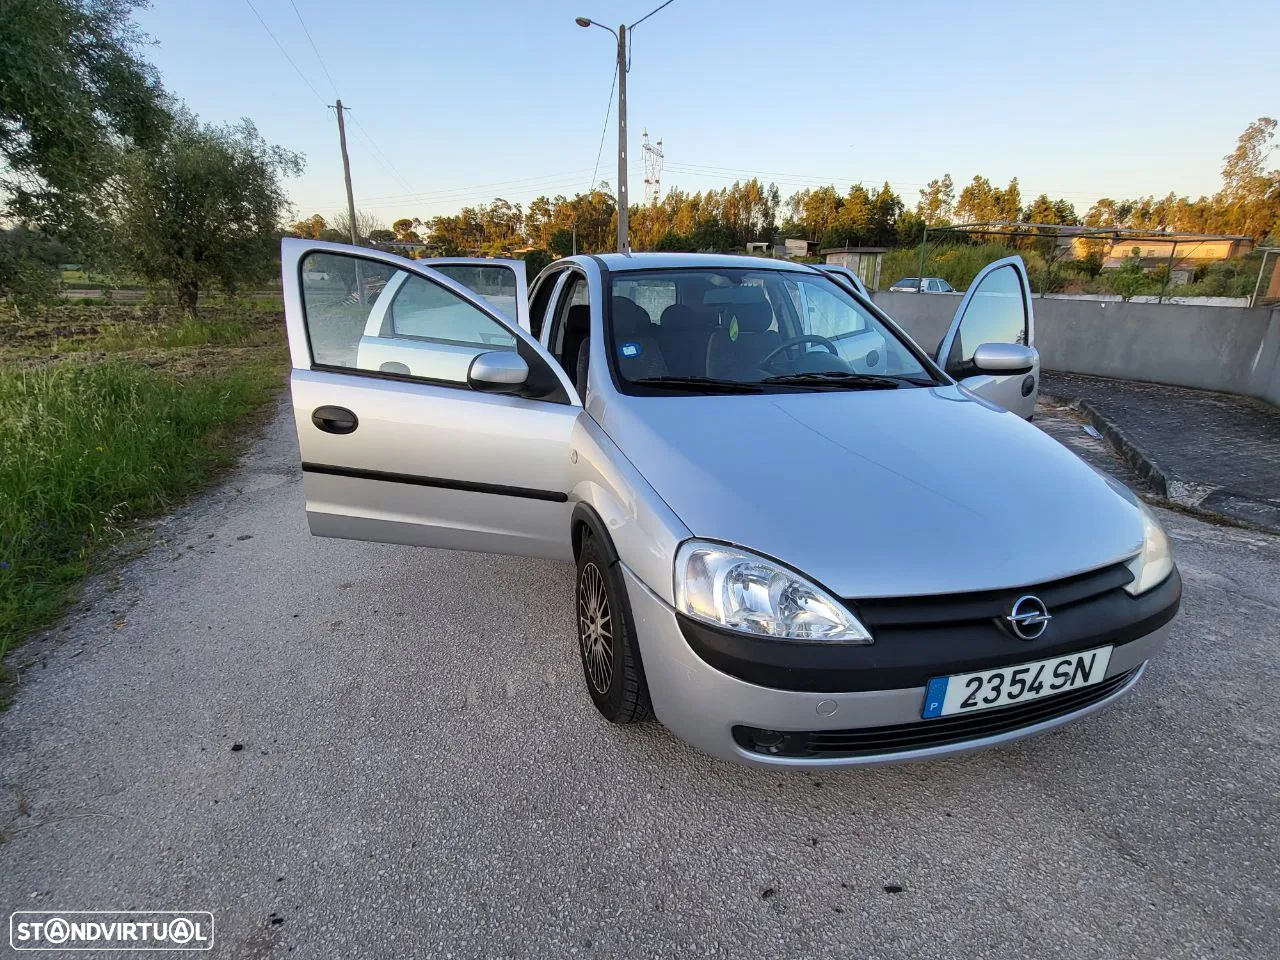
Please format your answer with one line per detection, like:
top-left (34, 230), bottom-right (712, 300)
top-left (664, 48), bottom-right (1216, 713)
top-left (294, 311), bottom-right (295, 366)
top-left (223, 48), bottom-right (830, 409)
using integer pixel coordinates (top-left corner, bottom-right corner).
top-left (1042, 372), bottom-right (1280, 532)
top-left (1, 404), bottom-right (1277, 959)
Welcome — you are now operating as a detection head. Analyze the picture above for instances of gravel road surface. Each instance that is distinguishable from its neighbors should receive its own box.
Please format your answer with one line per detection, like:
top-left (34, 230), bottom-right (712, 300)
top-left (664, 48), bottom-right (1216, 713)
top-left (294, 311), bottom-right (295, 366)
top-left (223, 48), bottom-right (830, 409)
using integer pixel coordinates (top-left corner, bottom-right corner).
top-left (1, 400), bottom-right (1276, 959)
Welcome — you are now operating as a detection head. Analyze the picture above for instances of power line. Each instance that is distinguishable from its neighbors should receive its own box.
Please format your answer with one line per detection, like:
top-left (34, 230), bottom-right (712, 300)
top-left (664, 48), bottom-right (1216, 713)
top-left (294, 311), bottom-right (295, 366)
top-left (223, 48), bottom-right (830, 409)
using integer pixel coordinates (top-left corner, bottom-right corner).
top-left (630, 0), bottom-right (677, 30)
top-left (590, 61), bottom-right (619, 192)
top-left (350, 116), bottom-right (415, 195)
top-left (279, 0), bottom-right (416, 198)
top-left (243, 0), bottom-right (325, 104)
top-left (288, 0), bottom-right (340, 98)
top-left (310, 176), bottom-right (598, 219)
top-left (354, 170), bottom-right (596, 206)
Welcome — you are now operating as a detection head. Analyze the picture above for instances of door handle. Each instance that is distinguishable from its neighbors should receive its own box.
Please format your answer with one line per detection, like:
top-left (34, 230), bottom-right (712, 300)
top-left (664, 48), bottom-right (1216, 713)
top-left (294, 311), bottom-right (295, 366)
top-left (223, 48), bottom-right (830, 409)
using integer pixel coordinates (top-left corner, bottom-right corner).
top-left (311, 405), bottom-right (358, 435)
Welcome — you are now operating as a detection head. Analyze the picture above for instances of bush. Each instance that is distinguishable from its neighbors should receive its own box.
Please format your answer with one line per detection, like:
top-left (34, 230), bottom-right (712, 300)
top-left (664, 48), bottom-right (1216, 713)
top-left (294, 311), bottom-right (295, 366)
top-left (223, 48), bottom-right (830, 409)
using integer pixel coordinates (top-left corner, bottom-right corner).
top-left (878, 243), bottom-right (1047, 292)
top-left (521, 249), bottom-right (552, 281)
top-left (654, 231), bottom-right (693, 252)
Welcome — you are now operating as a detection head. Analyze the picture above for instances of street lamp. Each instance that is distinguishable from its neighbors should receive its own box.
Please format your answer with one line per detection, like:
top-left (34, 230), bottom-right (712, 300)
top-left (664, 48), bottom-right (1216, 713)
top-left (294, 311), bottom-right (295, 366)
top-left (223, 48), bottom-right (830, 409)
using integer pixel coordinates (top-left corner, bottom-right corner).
top-left (576, 16), bottom-right (629, 252)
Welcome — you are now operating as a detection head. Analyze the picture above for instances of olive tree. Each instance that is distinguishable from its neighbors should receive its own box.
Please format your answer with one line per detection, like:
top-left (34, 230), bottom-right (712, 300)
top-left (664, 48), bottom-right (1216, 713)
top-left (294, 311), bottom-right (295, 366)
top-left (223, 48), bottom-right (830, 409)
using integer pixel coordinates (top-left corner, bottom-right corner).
top-left (111, 113), bottom-right (303, 314)
top-left (1, 0), bottom-right (170, 302)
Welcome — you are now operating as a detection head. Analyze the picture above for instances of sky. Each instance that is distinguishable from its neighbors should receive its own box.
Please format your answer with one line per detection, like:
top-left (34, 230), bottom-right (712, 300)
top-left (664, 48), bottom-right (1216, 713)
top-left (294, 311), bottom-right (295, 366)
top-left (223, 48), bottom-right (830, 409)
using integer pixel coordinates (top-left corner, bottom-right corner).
top-left (134, 0), bottom-right (1279, 228)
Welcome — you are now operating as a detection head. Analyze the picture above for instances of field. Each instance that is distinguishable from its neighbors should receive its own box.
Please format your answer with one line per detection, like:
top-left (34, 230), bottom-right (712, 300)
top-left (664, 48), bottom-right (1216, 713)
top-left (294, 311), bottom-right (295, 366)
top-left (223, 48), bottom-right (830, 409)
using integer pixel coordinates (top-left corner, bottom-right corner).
top-left (0, 299), bottom-right (288, 666)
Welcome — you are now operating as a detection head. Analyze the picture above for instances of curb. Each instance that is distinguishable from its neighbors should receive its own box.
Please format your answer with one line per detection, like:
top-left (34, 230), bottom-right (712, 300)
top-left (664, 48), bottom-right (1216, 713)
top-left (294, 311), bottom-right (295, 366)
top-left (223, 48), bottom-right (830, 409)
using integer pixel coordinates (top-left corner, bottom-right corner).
top-left (1045, 390), bottom-right (1280, 534)
top-left (1071, 398), bottom-right (1172, 500)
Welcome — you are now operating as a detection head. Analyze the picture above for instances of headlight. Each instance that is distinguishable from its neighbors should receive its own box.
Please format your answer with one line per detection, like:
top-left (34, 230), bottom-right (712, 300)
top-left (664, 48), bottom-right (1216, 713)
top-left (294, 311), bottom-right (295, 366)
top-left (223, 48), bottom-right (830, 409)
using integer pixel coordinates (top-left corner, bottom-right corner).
top-left (1125, 502), bottom-right (1173, 595)
top-left (674, 540), bottom-right (872, 644)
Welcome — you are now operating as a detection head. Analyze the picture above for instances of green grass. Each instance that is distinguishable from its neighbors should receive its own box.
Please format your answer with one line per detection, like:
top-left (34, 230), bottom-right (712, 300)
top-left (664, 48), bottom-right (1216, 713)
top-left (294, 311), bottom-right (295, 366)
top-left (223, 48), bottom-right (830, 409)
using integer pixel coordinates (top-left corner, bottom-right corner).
top-left (0, 301), bottom-right (288, 663)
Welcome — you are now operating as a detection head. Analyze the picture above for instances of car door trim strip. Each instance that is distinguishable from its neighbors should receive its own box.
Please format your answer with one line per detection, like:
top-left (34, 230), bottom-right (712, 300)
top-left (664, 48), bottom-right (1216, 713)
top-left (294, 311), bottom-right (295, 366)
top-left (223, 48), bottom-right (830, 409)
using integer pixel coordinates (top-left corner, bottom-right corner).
top-left (301, 462), bottom-right (569, 503)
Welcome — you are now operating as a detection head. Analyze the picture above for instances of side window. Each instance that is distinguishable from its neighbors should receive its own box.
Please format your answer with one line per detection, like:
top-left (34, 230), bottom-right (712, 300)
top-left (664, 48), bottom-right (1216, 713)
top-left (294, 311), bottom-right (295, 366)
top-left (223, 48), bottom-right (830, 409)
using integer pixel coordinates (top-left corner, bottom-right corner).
top-left (797, 281), bottom-right (867, 338)
top-left (529, 270), bottom-right (561, 340)
top-left (301, 251), bottom-right (514, 385)
top-left (547, 274), bottom-right (589, 368)
top-left (949, 264), bottom-right (1027, 366)
top-left (430, 263), bottom-right (518, 322)
top-left (390, 276), bottom-right (516, 349)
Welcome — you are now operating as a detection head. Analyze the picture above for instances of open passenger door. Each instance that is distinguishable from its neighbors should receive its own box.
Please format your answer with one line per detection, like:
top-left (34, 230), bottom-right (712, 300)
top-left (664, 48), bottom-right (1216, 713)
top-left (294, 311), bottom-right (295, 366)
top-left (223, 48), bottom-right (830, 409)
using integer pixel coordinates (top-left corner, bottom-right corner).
top-left (282, 239), bottom-right (580, 560)
top-left (935, 255), bottom-right (1039, 419)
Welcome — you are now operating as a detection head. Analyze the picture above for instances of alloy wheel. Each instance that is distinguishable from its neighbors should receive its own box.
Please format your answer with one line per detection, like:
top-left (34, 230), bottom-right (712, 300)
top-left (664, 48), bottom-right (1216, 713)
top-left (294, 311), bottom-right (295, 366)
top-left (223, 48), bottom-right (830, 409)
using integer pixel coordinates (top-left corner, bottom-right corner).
top-left (578, 562), bottom-right (614, 694)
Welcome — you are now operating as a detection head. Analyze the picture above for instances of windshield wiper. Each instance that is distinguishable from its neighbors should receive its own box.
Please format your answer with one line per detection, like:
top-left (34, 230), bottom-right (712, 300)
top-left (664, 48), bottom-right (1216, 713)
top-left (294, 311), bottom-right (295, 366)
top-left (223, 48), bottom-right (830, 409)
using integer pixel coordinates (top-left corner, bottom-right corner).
top-left (632, 376), bottom-right (765, 394)
top-left (760, 371), bottom-right (904, 390)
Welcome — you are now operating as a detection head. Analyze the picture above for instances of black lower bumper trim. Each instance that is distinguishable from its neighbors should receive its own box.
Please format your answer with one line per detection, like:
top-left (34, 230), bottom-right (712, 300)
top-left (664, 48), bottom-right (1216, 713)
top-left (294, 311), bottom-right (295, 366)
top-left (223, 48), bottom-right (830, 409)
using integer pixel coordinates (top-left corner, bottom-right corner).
top-left (733, 666), bottom-right (1141, 759)
top-left (678, 567), bottom-right (1179, 693)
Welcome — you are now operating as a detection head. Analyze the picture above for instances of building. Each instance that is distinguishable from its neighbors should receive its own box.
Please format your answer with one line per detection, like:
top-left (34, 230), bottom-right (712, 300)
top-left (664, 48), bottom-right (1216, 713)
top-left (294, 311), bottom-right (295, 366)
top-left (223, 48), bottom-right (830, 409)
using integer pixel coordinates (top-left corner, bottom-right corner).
top-left (819, 246), bottom-right (889, 290)
top-left (1078, 235), bottom-right (1254, 285)
top-left (775, 238), bottom-right (819, 260)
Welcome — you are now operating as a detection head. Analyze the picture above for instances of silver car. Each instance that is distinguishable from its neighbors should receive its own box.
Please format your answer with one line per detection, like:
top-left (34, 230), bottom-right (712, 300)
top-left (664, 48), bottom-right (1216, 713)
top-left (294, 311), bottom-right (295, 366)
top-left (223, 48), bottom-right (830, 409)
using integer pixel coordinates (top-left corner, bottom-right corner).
top-left (281, 241), bottom-right (1180, 767)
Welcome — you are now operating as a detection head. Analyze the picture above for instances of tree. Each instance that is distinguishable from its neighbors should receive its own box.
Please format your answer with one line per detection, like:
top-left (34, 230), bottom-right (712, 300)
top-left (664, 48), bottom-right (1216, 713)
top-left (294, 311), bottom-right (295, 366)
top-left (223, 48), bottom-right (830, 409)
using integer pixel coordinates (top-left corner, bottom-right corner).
top-left (288, 214), bottom-right (328, 239)
top-left (1, 0), bottom-right (170, 234)
top-left (0, 225), bottom-right (68, 313)
top-left (110, 112), bottom-right (303, 315)
top-left (548, 228), bottom-right (575, 258)
top-left (917, 174), bottom-right (955, 226)
top-left (521, 248), bottom-right (551, 280)
top-left (330, 209), bottom-right (384, 245)
top-left (391, 217), bottom-right (422, 243)
top-left (653, 231), bottom-right (693, 252)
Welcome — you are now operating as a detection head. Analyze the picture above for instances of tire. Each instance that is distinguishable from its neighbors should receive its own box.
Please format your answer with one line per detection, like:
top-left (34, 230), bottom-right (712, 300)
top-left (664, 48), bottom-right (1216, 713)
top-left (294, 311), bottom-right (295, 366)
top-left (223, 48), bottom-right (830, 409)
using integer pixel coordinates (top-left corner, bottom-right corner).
top-left (575, 531), bottom-right (653, 724)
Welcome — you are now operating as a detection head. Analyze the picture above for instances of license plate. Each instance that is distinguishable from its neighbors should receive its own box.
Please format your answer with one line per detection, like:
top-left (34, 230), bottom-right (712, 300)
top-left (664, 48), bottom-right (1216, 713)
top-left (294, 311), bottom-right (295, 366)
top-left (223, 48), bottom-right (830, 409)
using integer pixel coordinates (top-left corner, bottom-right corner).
top-left (921, 646), bottom-right (1114, 719)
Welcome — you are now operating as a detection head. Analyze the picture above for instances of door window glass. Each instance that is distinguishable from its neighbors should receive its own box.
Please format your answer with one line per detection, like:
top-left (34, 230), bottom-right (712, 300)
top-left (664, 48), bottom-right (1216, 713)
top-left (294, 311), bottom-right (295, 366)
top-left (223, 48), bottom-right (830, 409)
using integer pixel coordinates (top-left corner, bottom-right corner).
top-left (430, 263), bottom-right (518, 322)
top-left (300, 251), bottom-right (515, 384)
top-left (951, 264), bottom-right (1026, 363)
top-left (548, 274), bottom-right (589, 371)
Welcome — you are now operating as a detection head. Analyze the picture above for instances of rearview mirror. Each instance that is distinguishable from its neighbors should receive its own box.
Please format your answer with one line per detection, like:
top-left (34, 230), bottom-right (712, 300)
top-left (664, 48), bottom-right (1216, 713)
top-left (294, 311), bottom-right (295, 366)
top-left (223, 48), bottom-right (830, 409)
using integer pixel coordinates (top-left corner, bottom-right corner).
top-left (970, 342), bottom-right (1036, 375)
top-left (467, 350), bottom-right (529, 393)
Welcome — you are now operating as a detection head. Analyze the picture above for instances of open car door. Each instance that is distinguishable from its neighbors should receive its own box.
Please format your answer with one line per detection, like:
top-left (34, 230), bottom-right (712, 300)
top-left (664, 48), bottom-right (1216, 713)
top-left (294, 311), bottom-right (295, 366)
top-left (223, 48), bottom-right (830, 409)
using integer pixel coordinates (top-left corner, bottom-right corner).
top-left (816, 264), bottom-right (870, 299)
top-left (283, 239), bottom-right (580, 559)
top-left (935, 255), bottom-right (1039, 419)
top-left (421, 257), bottom-right (530, 332)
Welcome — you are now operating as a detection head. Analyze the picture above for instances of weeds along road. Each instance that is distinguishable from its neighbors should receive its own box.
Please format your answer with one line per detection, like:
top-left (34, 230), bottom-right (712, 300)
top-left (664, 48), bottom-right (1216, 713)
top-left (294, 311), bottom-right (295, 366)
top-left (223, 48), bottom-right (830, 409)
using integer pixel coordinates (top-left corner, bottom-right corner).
top-left (0, 400), bottom-right (1277, 960)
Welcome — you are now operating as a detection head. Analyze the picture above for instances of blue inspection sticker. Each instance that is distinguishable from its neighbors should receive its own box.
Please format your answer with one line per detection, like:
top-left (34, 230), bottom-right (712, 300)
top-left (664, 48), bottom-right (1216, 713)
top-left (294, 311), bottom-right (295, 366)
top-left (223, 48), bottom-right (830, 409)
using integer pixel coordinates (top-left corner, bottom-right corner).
top-left (620, 341), bottom-right (642, 358)
top-left (921, 676), bottom-right (949, 718)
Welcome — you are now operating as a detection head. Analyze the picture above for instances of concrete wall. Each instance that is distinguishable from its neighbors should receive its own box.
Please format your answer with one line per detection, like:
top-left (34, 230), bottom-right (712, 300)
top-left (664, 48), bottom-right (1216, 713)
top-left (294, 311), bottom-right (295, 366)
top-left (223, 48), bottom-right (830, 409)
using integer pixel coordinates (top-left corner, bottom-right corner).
top-left (870, 291), bottom-right (1280, 405)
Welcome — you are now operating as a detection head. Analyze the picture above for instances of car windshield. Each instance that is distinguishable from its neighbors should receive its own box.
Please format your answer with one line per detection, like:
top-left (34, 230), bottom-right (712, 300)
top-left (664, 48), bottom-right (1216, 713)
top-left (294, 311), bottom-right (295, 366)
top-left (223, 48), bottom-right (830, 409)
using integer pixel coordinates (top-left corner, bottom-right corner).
top-left (607, 268), bottom-right (936, 394)
top-left (894, 278), bottom-right (920, 288)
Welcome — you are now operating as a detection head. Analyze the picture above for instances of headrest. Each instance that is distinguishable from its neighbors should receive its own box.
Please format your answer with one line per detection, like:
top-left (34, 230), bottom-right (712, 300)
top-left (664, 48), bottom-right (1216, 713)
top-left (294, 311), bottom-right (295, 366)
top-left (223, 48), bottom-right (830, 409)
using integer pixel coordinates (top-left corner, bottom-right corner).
top-left (727, 300), bottom-right (773, 333)
top-left (564, 303), bottom-right (591, 335)
top-left (612, 296), bottom-right (652, 336)
top-left (659, 304), bottom-right (707, 331)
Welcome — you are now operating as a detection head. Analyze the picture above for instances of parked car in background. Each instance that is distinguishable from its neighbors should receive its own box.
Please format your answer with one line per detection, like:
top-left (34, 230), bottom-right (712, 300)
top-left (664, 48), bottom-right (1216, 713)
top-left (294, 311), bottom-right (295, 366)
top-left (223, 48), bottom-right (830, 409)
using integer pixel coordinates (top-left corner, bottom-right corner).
top-left (279, 242), bottom-right (1177, 767)
top-left (890, 276), bottom-right (955, 293)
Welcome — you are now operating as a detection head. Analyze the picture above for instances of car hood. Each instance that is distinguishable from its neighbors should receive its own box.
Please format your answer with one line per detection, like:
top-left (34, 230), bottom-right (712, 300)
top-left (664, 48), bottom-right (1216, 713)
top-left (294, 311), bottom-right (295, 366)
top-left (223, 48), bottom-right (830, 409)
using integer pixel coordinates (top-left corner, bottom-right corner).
top-left (602, 385), bottom-right (1145, 598)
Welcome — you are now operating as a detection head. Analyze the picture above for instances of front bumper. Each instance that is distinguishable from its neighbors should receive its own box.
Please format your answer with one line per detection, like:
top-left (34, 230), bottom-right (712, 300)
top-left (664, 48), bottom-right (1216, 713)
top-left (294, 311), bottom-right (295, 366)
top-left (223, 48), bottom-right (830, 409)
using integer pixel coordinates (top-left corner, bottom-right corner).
top-left (621, 564), bottom-right (1176, 768)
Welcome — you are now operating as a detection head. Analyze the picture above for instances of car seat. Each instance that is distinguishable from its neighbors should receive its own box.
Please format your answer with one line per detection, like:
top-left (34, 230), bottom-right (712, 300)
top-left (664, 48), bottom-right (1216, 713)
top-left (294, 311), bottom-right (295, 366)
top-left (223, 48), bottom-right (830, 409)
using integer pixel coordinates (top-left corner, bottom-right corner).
top-left (658, 304), bottom-right (716, 378)
top-left (704, 300), bottom-right (780, 380)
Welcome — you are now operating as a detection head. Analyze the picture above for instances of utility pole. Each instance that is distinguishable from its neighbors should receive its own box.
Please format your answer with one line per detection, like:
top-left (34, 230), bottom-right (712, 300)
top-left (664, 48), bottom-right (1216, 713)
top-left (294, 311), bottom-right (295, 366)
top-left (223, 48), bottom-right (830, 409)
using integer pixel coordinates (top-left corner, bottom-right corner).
top-left (333, 100), bottom-right (359, 246)
top-left (615, 23), bottom-right (629, 253)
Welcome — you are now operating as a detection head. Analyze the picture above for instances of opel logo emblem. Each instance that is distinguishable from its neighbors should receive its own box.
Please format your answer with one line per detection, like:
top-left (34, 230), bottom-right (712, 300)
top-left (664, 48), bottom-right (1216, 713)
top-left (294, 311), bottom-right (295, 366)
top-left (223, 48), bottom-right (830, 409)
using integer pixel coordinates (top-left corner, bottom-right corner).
top-left (1006, 595), bottom-right (1052, 640)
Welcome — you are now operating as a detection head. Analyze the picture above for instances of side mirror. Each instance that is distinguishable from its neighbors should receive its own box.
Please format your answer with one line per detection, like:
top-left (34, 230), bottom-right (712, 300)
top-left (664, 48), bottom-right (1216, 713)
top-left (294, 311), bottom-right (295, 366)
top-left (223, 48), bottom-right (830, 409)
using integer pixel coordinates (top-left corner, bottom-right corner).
top-left (970, 342), bottom-right (1036, 375)
top-left (467, 350), bottom-right (529, 393)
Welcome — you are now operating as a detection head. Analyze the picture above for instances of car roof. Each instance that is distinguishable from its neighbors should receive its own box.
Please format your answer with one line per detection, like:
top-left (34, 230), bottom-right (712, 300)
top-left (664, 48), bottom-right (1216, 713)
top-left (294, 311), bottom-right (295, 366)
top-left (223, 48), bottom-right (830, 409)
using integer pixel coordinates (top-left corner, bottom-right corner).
top-left (586, 252), bottom-right (820, 273)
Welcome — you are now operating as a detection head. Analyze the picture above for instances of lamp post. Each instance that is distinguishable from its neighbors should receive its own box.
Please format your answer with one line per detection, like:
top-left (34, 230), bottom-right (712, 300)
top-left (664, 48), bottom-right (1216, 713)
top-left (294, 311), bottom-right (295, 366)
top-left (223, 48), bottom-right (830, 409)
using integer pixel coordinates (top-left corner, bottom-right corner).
top-left (575, 17), bottom-right (629, 253)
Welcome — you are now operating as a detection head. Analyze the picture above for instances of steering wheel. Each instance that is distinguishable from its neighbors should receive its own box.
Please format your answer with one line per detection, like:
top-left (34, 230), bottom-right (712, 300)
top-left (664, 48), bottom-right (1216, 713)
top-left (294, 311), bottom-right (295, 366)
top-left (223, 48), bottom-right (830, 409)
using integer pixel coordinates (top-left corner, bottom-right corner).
top-left (759, 334), bottom-right (839, 370)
